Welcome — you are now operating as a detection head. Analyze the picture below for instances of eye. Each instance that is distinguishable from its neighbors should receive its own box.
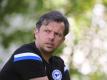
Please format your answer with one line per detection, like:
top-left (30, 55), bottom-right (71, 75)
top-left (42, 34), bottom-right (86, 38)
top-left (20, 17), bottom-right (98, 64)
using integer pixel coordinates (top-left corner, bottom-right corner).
top-left (44, 30), bottom-right (51, 33)
top-left (55, 32), bottom-right (62, 37)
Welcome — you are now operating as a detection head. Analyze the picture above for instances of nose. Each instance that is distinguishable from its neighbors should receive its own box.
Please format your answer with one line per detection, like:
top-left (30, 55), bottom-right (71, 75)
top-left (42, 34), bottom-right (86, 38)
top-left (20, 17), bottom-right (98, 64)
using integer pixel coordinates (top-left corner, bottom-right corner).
top-left (49, 32), bottom-right (55, 41)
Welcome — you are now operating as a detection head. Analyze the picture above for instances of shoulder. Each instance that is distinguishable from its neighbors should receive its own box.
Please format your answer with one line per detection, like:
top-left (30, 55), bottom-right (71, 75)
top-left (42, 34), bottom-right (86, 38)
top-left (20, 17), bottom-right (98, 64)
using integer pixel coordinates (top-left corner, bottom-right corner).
top-left (12, 42), bottom-right (42, 62)
top-left (14, 42), bottom-right (35, 54)
top-left (13, 52), bottom-right (42, 62)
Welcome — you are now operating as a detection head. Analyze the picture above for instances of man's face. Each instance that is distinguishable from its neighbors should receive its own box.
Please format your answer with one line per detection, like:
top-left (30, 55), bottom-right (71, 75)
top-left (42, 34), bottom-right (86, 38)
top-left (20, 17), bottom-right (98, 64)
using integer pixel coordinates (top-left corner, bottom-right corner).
top-left (35, 21), bottom-right (65, 53)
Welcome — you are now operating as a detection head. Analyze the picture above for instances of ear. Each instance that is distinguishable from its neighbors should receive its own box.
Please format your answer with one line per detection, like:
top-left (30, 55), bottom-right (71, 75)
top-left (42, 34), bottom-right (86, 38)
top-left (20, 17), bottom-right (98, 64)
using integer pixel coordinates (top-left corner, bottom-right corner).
top-left (34, 29), bottom-right (39, 39)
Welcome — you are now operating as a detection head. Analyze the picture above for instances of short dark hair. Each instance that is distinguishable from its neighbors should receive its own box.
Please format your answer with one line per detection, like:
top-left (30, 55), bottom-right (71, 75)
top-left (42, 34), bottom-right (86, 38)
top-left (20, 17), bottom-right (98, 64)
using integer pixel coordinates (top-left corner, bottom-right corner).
top-left (36, 11), bottom-right (69, 36)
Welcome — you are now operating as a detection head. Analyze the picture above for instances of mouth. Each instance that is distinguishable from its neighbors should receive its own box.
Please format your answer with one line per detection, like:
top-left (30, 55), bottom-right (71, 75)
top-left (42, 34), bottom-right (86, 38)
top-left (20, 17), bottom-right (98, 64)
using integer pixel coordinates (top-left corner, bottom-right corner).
top-left (45, 43), bottom-right (54, 48)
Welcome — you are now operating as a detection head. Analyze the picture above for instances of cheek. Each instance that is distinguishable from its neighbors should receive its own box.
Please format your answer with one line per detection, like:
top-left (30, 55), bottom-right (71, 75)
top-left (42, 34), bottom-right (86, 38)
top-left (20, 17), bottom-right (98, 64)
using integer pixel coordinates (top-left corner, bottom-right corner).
top-left (37, 32), bottom-right (47, 42)
top-left (54, 39), bottom-right (63, 46)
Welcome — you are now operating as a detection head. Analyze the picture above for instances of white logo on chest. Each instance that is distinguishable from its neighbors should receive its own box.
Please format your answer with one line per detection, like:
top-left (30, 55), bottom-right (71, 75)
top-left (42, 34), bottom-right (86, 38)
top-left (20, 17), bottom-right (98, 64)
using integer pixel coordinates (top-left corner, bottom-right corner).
top-left (52, 69), bottom-right (62, 80)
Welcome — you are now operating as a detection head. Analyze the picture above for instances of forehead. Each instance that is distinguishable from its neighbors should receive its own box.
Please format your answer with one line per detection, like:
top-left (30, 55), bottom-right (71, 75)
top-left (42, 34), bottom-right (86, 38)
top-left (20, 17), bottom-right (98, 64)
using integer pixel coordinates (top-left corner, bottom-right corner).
top-left (41, 21), bottom-right (65, 32)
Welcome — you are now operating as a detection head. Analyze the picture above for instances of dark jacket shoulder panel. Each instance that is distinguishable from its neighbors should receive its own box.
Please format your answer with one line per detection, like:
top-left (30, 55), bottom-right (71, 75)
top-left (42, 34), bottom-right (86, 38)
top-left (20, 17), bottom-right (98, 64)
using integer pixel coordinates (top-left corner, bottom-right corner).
top-left (13, 42), bottom-right (35, 55)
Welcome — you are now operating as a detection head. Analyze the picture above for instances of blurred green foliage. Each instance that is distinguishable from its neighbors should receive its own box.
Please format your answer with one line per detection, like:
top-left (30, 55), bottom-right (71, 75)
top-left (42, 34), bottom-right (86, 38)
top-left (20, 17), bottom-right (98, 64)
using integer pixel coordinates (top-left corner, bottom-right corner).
top-left (0, 0), bottom-right (95, 48)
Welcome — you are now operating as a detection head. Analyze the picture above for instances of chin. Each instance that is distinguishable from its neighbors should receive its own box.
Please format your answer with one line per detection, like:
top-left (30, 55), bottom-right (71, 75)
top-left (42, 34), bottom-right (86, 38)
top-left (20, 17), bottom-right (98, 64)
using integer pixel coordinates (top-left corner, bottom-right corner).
top-left (45, 48), bottom-right (54, 53)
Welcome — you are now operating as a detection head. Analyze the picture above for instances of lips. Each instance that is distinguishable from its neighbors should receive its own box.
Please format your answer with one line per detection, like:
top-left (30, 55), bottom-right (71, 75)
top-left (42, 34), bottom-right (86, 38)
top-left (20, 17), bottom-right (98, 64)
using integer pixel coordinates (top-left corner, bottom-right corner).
top-left (45, 43), bottom-right (54, 48)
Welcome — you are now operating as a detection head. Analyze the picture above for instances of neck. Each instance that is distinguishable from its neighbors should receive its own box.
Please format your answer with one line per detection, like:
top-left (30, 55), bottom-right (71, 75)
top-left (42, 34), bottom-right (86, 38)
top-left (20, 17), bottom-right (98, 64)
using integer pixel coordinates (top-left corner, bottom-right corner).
top-left (40, 52), bottom-right (51, 63)
top-left (35, 41), bottom-right (52, 63)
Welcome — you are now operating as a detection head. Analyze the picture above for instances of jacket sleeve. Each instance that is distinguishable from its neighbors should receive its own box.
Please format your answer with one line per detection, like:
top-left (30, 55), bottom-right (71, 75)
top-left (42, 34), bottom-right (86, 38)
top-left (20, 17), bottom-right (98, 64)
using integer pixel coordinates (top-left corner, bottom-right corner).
top-left (13, 52), bottom-right (47, 80)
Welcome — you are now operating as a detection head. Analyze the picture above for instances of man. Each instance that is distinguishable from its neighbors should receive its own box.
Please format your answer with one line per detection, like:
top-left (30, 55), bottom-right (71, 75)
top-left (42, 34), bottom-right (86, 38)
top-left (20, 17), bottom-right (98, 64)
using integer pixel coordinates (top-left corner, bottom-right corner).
top-left (0, 11), bottom-right (70, 80)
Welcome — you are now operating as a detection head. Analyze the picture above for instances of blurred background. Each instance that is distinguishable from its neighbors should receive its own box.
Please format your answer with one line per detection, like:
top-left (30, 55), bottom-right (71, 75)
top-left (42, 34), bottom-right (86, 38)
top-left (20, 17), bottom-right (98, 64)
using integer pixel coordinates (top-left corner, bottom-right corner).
top-left (0, 0), bottom-right (107, 80)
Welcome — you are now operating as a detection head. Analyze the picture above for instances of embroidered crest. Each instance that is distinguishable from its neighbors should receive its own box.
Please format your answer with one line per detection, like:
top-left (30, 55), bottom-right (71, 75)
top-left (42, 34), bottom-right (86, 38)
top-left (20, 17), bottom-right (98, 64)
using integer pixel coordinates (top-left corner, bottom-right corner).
top-left (52, 69), bottom-right (62, 80)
